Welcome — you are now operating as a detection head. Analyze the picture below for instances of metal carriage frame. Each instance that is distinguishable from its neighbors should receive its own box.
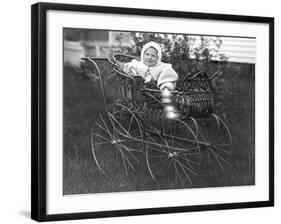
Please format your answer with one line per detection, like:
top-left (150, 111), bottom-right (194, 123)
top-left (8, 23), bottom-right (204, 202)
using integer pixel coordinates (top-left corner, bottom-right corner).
top-left (83, 52), bottom-right (232, 185)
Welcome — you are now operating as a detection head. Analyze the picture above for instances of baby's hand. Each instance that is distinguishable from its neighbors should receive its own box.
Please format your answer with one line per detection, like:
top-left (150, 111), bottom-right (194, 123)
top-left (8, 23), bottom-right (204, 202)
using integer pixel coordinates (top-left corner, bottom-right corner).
top-left (124, 64), bottom-right (137, 76)
top-left (144, 75), bottom-right (152, 83)
top-left (130, 67), bottom-right (138, 76)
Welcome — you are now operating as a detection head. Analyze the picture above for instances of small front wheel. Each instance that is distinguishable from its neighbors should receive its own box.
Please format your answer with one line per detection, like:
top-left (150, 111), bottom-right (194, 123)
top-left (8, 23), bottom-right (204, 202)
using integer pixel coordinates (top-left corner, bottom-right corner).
top-left (91, 112), bottom-right (143, 175)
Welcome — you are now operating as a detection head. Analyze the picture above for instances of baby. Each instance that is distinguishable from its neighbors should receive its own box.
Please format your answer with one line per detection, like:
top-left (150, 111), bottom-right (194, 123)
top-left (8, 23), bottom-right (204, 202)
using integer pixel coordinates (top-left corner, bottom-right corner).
top-left (123, 41), bottom-right (178, 91)
top-left (124, 41), bottom-right (179, 119)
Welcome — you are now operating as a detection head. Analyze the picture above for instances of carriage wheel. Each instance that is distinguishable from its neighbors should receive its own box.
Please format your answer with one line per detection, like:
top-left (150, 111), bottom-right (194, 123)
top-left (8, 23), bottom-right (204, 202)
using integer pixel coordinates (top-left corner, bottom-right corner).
top-left (110, 103), bottom-right (144, 143)
top-left (91, 111), bottom-right (143, 175)
top-left (145, 119), bottom-right (200, 186)
top-left (197, 113), bottom-right (233, 169)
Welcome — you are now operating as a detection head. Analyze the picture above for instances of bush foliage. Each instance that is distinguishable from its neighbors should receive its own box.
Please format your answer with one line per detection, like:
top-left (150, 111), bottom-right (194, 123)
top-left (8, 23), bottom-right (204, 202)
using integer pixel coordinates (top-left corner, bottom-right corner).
top-left (112, 32), bottom-right (229, 77)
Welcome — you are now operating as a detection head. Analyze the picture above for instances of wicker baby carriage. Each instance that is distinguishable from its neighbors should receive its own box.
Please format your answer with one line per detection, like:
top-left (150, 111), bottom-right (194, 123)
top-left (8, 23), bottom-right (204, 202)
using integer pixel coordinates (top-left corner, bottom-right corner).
top-left (82, 52), bottom-right (232, 185)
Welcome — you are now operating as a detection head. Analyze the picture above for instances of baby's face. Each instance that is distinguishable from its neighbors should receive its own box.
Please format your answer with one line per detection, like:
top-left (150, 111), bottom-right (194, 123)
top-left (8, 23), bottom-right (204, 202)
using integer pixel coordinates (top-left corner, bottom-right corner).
top-left (143, 47), bottom-right (158, 66)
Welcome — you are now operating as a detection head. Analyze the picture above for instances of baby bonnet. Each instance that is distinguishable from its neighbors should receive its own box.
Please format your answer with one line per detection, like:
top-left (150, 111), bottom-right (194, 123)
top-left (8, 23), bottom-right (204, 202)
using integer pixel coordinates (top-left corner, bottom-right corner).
top-left (140, 41), bottom-right (162, 66)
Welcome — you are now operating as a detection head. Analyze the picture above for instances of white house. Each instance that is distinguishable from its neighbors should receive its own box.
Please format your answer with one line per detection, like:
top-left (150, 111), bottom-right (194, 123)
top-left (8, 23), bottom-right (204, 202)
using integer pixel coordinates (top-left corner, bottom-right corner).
top-left (220, 37), bottom-right (256, 64)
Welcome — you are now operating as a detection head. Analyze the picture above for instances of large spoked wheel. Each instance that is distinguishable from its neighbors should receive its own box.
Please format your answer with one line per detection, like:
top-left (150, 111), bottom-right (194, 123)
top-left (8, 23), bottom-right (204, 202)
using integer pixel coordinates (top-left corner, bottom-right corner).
top-left (145, 118), bottom-right (200, 186)
top-left (197, 113), bottom-right (233, 169)
top-left (91, 108), bottom-right (143, 175)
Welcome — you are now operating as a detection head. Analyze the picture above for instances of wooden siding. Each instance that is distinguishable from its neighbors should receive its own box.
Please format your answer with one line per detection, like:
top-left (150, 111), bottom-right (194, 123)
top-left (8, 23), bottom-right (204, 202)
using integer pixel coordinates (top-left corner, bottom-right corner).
top-left (219, 37), bottom-right (256, 64)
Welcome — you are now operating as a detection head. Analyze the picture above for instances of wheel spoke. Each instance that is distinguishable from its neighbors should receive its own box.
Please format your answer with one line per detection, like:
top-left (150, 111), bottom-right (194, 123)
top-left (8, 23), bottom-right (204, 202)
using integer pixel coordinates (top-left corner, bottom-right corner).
top-left (212, 145), bottom-right (232, 155)
top-left (99, 114), bottom-right (113, 138)
top-left (128, 116), bottom-right (134, 133)
top-left (147, 135), bottom-right (169, 153)
top-left (119, 144), bottom-right (140, 164)
top-left (182, 154), bottom-right (197, 167)
top-left (95, 141), bottom-right (112, 145)
top-left (150, 157), bottom-right (170, 168)
top-left (182, 153), bottom-right (200, 166)
top-left (120, 151), bottom-right (129, 175)
top-left (176, 159), bottom-right (193, 184)
top-left (175, 158), bottom-right (197, 176)
top-left (173, 161), bottom-right (184, 186)
top-left (109, 113), bottom-right (131, 137)
top-left (147, 145), bottom-right (168, 154)
top-left (150, 155), bottom-right (169, 158)
top-left (209, 148), bottom-right (224, 170)
top-left (95, 122), bottom-right (112, 138)
top-left (211, 147), bottom-right (231, 165)
top-left (93, 133), bottom-right (112, 143)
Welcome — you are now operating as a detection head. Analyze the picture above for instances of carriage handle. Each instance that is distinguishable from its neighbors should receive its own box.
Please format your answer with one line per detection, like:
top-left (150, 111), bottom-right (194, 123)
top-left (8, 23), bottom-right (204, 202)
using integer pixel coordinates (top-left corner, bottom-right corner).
top-left (81, 57), bottom-right (110, 113)
top-left (210, 72), bottom-right (223, 80)
top-left (106, 52), bottom-right (142, 84)
top-left (107, 52), bottom-right (140, 67)
top-left (182, 71), bottom-right (223, 82)
top-left (81, 55), bottom-right (138, 82)
top-left (81, 55), bottom-right (141, 112)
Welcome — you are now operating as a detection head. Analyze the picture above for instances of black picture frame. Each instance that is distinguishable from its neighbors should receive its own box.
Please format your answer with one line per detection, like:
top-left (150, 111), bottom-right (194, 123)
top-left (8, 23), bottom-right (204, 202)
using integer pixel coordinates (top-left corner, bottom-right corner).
top-left (31, 2), bottom-right (274, 222)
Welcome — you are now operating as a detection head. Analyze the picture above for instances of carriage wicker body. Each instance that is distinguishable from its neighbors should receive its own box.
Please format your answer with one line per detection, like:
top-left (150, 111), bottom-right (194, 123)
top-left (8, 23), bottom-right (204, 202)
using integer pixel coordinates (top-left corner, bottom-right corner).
top-left (83, 53), bottom-right (232, 185)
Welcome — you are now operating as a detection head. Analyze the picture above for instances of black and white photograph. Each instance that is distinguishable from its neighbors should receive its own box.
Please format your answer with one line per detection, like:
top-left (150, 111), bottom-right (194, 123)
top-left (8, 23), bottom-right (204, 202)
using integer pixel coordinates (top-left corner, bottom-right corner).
top-left (30, 2), bottom-right (274, 221)
top-left (63, 28), bottom-right (255, 194)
